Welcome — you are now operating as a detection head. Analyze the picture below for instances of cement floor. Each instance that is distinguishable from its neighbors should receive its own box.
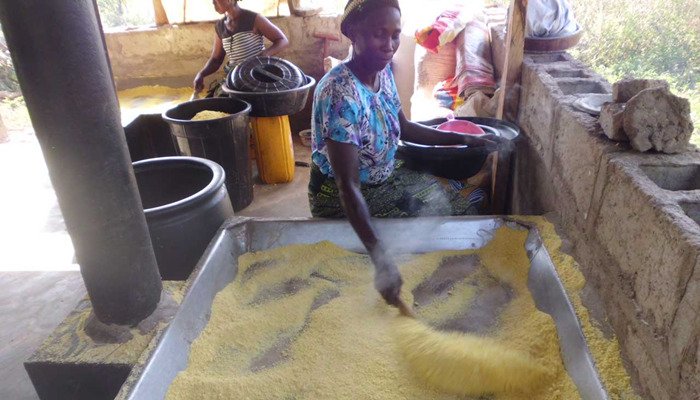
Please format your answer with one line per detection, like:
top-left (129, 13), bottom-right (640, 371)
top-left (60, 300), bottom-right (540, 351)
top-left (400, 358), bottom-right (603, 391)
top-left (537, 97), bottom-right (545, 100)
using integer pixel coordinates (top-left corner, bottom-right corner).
top-left (0, 133), bottom-right (312, 400)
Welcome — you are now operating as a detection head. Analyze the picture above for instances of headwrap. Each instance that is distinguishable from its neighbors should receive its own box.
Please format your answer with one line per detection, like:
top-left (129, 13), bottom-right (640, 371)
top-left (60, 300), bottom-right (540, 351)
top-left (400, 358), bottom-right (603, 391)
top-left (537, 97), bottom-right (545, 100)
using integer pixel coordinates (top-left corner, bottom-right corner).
top-left (340, 0), bottom-right (401, 38)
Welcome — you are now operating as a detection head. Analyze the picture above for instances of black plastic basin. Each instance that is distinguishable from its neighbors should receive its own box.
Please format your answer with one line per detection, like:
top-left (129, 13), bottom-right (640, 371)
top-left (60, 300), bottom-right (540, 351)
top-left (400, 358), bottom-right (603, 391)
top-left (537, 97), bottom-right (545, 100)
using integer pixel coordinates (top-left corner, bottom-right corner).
top-left (221, 75), bottom-right (316, 117)
top-left (134, 156), bottom-right (234, 280)
top-left (397, 117), bottom-right (519, 180)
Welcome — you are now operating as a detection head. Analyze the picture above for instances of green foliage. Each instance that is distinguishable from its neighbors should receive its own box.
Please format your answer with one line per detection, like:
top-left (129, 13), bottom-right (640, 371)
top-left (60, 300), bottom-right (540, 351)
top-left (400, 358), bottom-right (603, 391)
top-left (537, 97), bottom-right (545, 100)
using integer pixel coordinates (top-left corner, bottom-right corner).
top-left (0, 32), bottom-right (19, 92)
top-left (572, 0), bottom-right (699, 89)
top-left (96, 0), bottom-right (126, 27)
top-left (0, 0), bottom-right (154, 93)
top-left (96, 0), bottom-right (154, 28)
top-left (687, 88), bottom-right (700, 145)
top-left (3, 95), bottom-right (24, 109)
top-left (570, 0), bottom-right (699, 142)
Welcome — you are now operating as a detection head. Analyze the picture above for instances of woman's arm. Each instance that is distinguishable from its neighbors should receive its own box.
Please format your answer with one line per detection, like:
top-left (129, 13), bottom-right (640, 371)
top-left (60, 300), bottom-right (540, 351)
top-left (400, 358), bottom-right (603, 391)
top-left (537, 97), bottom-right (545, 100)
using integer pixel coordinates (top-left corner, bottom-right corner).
top-left (325, 139), bottom-right (403, 306)
top-left (254, 15), bottom-right (290, 57)
top-left (398, 110), bottom-right (496, 148)
top-left (194, 34), bottom-right (226, 92)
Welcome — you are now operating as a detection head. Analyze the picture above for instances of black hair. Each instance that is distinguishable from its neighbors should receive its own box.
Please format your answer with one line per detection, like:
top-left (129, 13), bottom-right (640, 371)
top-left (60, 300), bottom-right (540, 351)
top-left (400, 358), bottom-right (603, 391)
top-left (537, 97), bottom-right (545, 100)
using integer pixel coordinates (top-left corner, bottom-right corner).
top-left (340, 0), bottom-right (401, 38)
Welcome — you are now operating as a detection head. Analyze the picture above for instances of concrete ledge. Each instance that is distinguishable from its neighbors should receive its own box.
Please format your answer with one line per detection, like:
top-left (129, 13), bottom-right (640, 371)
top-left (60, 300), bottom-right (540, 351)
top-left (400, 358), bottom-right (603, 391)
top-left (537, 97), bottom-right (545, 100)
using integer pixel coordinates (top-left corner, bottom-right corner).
top-left (553, 107), bottom-right (623, 223)
top-left (510, 135), bottom-right (559, 215)
top-left (519, 62), bottom-right (561, 171)
top-left (24, 282), bottom-right (183, 400)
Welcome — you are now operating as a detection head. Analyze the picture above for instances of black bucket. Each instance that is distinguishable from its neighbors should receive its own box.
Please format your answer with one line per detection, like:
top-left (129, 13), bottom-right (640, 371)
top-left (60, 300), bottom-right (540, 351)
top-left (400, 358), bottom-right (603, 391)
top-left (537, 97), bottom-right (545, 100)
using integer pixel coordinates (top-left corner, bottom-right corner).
top-left (123, 113), bottom-right (177, 162)
top-left (162, 97), bottom-right (253, 211)
top-left (134, 156), bottom-right (234, 281)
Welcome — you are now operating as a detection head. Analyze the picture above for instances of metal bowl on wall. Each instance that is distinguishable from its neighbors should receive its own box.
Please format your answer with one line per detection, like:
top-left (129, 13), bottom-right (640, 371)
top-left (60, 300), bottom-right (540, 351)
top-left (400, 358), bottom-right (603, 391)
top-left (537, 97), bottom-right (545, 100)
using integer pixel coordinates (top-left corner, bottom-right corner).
top-left (397, 117), bottom-right (519, 180)
top-left (524, 25), bottom-right (584, 53)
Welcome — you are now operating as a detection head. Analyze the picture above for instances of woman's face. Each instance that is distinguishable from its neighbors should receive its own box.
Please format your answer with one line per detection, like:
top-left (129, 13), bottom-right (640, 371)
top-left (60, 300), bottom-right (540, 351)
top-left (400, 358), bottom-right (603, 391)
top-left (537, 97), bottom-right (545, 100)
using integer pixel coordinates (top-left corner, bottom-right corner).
top-left (351, 6), bottom-right (402, 72)
top-left (213, 0), bottom-right (231, 14)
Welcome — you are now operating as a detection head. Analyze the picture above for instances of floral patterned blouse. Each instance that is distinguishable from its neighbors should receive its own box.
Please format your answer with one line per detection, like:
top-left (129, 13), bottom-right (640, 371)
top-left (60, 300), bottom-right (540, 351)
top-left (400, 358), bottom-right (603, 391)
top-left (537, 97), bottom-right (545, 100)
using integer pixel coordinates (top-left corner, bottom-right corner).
top-left (311, 63), bottom-right (402, 185)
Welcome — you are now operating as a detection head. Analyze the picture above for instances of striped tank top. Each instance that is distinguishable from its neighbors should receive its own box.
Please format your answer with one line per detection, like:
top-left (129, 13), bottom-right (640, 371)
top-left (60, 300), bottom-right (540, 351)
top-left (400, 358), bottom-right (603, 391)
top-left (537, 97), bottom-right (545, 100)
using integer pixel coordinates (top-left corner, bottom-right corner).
top-left (215, 10), bottom-right (265, 68)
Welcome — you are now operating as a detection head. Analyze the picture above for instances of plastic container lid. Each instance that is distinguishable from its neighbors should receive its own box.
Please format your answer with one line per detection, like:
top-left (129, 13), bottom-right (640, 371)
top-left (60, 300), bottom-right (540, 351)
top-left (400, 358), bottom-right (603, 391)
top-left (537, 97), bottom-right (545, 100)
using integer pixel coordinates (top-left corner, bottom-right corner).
top-left (436, 119), bottom-right (486, 136)
top-left (229, 56), bottom-right (304, 93)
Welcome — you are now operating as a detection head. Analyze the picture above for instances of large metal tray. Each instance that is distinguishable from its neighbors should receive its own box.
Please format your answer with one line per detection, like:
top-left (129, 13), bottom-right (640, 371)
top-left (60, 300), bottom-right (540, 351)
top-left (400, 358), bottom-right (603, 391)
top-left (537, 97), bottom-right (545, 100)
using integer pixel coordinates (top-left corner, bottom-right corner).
top-left (116, 216), bottom-right (609, 400)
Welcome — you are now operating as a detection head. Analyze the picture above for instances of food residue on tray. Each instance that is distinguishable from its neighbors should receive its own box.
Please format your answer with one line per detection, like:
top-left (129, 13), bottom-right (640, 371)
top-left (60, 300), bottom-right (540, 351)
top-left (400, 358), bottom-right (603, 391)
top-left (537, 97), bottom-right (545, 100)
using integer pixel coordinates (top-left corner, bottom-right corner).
top-left (166, 221), bottom-right (640, 400)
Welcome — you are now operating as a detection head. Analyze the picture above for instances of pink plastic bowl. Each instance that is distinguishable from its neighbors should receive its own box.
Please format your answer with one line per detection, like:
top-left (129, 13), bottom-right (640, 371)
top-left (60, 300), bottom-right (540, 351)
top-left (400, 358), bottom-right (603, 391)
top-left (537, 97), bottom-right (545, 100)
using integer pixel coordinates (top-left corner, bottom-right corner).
top-left (436, 120), bottom-right (486, 136)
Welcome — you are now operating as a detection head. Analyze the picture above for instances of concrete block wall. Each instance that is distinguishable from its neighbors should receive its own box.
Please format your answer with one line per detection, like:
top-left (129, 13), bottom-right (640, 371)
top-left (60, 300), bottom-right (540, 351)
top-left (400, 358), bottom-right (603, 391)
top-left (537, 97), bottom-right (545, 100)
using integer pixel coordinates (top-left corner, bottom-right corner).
top-left (515, 52), bottom-right (700, 399)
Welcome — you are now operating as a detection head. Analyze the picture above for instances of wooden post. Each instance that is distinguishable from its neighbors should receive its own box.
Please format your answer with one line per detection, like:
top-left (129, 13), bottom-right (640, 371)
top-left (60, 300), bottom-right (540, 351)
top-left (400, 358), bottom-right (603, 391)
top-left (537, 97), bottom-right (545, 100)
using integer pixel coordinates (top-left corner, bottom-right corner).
top-left (153, 0), bottom-right (169, 26)
top-left (496, 0), bottom-right (527, 122)
top-left (183, 0), bottom-right (187, 23)
top-left (492, 0), bottom-right (527, 215)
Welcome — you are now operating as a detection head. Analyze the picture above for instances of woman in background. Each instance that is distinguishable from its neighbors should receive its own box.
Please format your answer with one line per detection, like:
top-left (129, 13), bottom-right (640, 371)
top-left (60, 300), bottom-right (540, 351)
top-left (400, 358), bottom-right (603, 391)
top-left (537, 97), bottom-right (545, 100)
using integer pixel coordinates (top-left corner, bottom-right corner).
top-left (309, 0), bottom-right (496, 307)
top-left (194, 0), bottom-right (289, 97)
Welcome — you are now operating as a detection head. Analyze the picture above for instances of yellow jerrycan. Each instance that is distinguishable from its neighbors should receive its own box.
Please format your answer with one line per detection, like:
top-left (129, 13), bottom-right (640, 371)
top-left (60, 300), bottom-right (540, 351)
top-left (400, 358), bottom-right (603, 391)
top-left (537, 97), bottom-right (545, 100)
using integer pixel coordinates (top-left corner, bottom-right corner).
top-left (250, 115), bottom-right (295, 184)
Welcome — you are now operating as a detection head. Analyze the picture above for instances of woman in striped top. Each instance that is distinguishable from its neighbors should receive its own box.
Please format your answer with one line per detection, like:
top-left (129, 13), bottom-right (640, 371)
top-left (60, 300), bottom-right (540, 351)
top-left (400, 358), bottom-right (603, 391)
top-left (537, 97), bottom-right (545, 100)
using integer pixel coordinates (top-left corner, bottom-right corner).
top-left (194, 0), bottom-right (289, 96)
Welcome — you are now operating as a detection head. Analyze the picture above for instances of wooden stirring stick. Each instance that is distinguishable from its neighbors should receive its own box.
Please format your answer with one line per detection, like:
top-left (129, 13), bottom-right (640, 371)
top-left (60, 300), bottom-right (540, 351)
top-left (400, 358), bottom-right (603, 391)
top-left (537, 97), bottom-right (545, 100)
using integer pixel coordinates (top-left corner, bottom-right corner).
top-left (397, 298), bottom-right (416, 318)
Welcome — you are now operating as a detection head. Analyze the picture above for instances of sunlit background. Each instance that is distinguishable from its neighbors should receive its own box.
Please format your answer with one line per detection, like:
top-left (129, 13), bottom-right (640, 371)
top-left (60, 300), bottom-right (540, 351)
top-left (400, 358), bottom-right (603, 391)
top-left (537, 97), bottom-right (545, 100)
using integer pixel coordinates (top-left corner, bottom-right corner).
top-left (95, 0), bottom-right (346, 27)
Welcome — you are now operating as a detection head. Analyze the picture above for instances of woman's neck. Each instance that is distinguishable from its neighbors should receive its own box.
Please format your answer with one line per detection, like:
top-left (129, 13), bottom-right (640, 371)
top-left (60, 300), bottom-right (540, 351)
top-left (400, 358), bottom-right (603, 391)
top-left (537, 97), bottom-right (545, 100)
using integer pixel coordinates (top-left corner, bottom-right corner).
top-left (225, 4), bottom-right (241, 21)
top-left (346, 58), bottom-right (380, 91)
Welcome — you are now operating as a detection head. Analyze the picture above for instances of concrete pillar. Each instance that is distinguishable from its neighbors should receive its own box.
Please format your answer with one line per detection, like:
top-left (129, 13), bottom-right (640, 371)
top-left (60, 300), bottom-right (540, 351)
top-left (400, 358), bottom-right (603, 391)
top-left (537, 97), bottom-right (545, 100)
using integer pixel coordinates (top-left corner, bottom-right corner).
top-left (0, 0), bottom-right (162, 325)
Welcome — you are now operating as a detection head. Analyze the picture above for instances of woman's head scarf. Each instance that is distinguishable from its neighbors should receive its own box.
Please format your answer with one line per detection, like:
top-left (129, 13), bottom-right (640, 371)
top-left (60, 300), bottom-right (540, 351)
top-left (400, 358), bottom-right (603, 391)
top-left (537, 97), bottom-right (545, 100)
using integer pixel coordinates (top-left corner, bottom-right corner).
top-left (340, 0), bottom-right (401, 38)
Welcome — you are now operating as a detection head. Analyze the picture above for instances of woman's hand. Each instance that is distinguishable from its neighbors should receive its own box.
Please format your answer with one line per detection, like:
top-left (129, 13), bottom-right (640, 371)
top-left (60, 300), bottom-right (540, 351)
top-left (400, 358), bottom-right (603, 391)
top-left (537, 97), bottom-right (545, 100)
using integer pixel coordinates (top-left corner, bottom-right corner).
top-left (371, 249), bottom-right (403, 306)
top-left (193, 73), bottom-right (205, 93)
top-left (325, 139), bottom-right (404, 308)
top-left (194, 34), bottom-right (225, 93)
top-left (460, 133), bottom-right (499, 151)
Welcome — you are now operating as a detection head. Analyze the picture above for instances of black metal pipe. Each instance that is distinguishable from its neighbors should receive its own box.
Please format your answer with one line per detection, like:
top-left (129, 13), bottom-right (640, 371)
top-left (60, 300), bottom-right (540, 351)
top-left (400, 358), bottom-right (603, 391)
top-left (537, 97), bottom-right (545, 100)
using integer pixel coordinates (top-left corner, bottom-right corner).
top-left (0, 0), bottom-right (162, 325)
